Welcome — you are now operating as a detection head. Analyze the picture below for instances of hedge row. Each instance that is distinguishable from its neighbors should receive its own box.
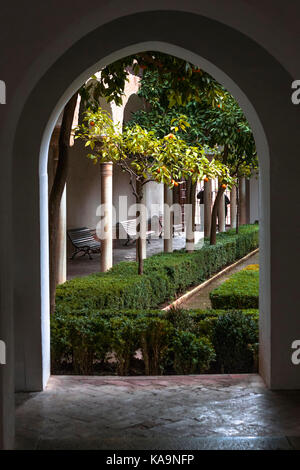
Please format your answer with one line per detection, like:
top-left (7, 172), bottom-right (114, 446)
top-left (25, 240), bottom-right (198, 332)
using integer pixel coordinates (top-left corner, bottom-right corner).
top-left (56, 224), bottom-right (259, 313)
top-left (210, 264), bottom-right (259, 309)
top-left (51, 308), bottom-right (259, 375)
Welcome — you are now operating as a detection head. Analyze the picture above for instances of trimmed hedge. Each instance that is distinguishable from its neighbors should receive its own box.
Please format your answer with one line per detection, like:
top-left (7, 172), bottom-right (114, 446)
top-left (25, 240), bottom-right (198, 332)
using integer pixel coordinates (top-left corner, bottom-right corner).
top-left (56, 224), bottom-right (259, 314)
top-left (51, 308), bottom-right (259, 375)
top-left (210, 266), bottom-right (259, 309)
top-left (52, 225), bottom-right (259, 375)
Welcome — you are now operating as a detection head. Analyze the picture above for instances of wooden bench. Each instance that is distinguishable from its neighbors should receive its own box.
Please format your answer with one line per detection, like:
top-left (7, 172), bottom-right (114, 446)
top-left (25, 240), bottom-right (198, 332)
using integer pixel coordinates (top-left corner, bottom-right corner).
top-left (119, 219), bottom-right (155, 246)
top-left (67, 227), bottom-right (101, 260)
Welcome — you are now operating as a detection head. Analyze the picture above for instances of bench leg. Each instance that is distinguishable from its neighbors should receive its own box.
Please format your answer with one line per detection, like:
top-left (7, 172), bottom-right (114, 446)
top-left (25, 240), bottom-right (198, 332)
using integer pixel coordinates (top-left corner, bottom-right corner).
top-left (70, 249), bottom-right (80, 260)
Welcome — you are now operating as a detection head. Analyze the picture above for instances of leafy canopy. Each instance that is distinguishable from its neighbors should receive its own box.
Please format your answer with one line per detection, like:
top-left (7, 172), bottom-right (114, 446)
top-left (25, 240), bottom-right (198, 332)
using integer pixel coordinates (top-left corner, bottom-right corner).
top-left (75, 108), bottom-right (233, 195)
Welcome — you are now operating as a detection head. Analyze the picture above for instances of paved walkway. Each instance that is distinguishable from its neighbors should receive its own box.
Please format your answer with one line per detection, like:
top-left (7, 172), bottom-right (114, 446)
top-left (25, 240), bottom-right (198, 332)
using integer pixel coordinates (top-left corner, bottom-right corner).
top-left (181, 251), bottom-right (259, 310)
top-left (15, 374), bottom-right (300, 450)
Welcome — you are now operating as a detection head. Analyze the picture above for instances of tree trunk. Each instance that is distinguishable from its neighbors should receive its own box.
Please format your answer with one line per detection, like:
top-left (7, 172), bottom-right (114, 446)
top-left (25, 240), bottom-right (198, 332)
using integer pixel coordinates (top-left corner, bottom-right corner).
top-left (49, 92), bottom-right (78, 314)
top-left (210, 185), bottom-right (226, 245)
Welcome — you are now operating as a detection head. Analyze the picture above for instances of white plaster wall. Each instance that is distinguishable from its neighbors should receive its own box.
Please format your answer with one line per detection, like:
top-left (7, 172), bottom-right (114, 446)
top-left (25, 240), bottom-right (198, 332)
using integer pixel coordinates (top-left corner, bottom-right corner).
top-left (66, 74), bottom-right (146, 234)
top-left (2, 5), bottom-right (300, 450)
top-left (145, 181), bottom-right (164, 220)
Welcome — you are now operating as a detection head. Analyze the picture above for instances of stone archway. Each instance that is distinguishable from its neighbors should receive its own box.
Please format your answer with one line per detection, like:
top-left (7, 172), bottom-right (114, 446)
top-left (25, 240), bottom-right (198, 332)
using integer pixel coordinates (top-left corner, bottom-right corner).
top-left (9, 11), bottom-right (300, 401)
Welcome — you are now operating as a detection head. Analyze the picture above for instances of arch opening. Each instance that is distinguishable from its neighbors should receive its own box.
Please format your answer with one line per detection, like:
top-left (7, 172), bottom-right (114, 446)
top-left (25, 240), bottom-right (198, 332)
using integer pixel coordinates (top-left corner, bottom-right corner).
top-left (14, 9), bottom-right (300, 393)
top-left (39, 42), bottom-right (269, 387)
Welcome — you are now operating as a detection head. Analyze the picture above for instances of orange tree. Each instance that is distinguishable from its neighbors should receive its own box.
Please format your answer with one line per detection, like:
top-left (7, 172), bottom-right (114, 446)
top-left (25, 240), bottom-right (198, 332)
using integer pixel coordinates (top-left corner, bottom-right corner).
top-left (127, 71), bottom-right (257, 244)
top-left (76, 108), bottom-right (230, 273)
top-left (202, 92), bottom-right (258, 242)
top-left (49, 52), bottom-right (226, 311)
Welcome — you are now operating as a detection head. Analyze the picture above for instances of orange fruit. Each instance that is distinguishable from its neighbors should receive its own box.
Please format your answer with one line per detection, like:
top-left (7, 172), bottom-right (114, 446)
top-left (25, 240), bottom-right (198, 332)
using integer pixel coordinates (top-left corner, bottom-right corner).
top-left (221, 184), bottom-right (227, 189)
top-left (204, 177), bottom-right (209, 182)
top-left (90, 121), bottom-right (95, 126)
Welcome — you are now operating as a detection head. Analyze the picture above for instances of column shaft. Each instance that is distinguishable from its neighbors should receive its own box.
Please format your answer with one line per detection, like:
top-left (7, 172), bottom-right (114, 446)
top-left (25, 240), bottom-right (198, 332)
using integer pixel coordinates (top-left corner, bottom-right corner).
top-left (163, 185), bottom-right (173, 253)
top-left (230, 185), bottom-right (237, 228)
top-left (204, 180), bottom-right (212, 237)
top-left (100, 162), bottom-right (113, 272)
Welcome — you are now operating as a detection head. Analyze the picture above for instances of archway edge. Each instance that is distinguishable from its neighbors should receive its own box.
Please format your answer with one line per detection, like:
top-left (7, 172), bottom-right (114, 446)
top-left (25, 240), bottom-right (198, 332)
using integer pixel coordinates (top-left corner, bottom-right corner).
top-left (12, 11), bottom-right (300, 391)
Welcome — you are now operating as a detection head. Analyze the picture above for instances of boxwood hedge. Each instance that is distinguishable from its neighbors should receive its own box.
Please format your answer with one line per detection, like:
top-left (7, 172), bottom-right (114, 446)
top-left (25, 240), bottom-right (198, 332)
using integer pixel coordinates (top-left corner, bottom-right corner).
top-left (56, 224), bottom-right (259, 314)
top-left (210, 265), bottom-right (259, 309)
top-left (52, 224), bottom-right (259, 375)
top-left (51, 308), bottom-right (259, 375)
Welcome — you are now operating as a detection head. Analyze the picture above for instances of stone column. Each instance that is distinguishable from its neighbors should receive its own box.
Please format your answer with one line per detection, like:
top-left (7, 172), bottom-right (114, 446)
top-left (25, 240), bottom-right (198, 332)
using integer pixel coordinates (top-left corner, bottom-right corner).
top-left (100, 162), bottom-right (113, 272)
top-left (56, 186), bottom-right (67, 284)
top-left (230, 185), bottom-right (237, 228)
top-left (239, 177), bottom-right (247, 225)
top-left (163, 185), bottom-right (173, 252)
top-left (50, 127), bottom-right (66, 284)
top-left (204, 179), bottom-right (212, 237)
top-left (217, 185), bottom-right (226, 232)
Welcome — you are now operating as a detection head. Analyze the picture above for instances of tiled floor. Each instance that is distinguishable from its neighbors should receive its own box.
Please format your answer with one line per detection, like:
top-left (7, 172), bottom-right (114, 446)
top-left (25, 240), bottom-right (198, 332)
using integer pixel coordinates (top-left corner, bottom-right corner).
top-left (15, 374), bottom-right (300, 450)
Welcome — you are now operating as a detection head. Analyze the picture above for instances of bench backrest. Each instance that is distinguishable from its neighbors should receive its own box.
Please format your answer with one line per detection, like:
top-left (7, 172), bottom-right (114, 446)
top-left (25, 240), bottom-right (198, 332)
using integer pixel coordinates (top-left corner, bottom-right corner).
top-left (67, 227), bottom-right (95, 246)
top-left (119, 219), bottom-right (137, 237)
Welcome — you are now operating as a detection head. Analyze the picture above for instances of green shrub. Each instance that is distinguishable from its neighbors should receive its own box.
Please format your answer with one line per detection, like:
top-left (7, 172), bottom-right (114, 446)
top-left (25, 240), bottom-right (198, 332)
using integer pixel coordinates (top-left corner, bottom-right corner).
top-left (138, 317), bottom-right (174, 375)
top-left (56, 224), bottom-right (259, 314)
top-left (164, 307), bottom-right (197, 332)
top-left (52, 225), bottom-right (259, 375)
top-left (67, 315), bottom-right (110, 374)
top-left (109, 316), bottom-right (140, 375)
top-left (211, 311), bottom-right (259, 373)
top-left (210, 268), bottom-right (259, 309)
top-left (51, 308), bottom-right (259, 375)
top-left (172, 331), bottom-right (215, 374)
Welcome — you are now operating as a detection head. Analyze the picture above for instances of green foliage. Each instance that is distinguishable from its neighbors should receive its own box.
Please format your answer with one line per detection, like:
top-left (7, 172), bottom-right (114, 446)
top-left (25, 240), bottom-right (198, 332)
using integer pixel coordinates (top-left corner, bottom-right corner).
top-left (51, 225), bottom-right (259, 375)
top-left (51, 308), bottom-right (258, 376)
top-left (211, 311), bottom-right (259, 373)
top-left (210, 265), bottom-right (259, 309)
top-left (172, 331), bottom-right (215, 374)
top-left (138, 317), bottom-right (174, 375)
top-left (109, 316), bottom-right (140, 375)
top-left (76, 107), bottom-right (232, 192)
top-left (128, 69), bottom-right (258, 182)
top-left (56, 225), bottom-right (259, 313)
top-left (80, 52), bottom-right (225, 109)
